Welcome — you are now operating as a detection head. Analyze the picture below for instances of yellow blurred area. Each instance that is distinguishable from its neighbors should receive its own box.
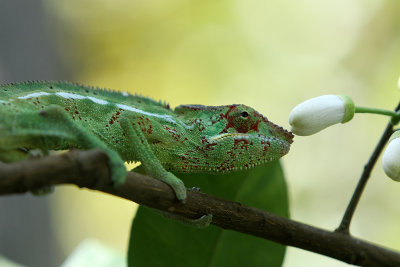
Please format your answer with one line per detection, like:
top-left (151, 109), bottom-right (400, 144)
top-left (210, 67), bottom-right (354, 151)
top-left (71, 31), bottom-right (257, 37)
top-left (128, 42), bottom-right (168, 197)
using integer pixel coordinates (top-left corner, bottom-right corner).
top-left (41, 0), bottom-right (400, 266)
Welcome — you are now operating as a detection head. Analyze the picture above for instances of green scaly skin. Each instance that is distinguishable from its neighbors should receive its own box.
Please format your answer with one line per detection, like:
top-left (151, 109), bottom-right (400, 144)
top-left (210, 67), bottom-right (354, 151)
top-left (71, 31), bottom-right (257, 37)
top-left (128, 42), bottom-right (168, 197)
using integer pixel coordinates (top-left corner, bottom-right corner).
top-left (0, 81), bottom-right (294, 202)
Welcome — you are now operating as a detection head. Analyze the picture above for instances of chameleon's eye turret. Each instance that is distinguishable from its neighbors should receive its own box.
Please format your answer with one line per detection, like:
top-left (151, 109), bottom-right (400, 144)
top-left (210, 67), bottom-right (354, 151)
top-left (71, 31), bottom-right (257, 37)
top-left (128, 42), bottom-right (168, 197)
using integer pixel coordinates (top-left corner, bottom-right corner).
top-left (223, 105), bottom-right (293, 144)
top-left (225, 105), bottom-right (260, 133)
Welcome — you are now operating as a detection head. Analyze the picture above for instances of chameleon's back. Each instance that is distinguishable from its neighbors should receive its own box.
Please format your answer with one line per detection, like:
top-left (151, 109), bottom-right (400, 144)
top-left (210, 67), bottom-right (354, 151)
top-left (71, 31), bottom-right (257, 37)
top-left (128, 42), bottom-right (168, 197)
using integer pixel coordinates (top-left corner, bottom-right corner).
top-left (0, 81), bottom-right (169, 111)
top-left (0, 81), bottom-right (173, 161)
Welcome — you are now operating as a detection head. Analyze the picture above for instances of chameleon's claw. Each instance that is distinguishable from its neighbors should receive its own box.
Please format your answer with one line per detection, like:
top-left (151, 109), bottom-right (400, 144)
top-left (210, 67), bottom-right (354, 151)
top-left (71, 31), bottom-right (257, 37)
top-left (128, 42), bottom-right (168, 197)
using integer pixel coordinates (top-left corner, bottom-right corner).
top-left (188, 187), bottom-right (201, 192)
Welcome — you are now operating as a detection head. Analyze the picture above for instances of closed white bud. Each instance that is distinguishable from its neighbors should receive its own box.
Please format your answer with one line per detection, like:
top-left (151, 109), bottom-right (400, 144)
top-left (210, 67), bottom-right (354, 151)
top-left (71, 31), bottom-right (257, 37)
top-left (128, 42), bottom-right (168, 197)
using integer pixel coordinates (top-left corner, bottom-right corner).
top-left (289, 95), bottom-right (355, 136)
top-left (382, 131), bottom-right (400, 181)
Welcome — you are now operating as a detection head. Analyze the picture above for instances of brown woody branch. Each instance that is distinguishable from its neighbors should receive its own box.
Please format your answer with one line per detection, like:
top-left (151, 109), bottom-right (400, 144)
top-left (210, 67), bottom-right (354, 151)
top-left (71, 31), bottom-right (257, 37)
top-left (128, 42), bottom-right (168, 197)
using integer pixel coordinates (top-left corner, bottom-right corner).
top-left (0, 150), bottom-right (400, 267)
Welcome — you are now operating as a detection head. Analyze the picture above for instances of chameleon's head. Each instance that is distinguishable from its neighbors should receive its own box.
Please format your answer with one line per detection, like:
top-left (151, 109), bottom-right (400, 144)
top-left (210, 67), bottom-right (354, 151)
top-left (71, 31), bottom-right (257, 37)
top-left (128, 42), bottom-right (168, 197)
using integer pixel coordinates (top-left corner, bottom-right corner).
top-left (173, 104), bottom-right (294, 173)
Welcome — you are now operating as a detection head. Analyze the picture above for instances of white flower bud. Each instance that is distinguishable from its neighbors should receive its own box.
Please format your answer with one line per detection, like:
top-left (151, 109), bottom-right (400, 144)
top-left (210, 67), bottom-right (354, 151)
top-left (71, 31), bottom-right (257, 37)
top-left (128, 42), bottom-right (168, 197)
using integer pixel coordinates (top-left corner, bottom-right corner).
top-left (382, 131), bottom-right (400, 181)
top-left (289, 95), bottom-right (355, 136)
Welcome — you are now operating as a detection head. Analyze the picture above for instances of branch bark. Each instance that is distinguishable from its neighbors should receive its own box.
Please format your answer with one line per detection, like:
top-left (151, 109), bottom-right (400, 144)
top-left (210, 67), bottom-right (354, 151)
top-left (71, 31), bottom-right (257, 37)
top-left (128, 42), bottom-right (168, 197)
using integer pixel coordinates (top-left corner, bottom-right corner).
top-left (1, 150), bottom-right (400, 267)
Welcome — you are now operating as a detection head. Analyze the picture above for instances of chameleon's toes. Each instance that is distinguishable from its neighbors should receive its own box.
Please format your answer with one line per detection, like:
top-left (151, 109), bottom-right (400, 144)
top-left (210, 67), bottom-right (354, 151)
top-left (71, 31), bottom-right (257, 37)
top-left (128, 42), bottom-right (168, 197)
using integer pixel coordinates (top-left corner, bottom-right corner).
top-left (27, 148), bottom-right (45, 159)
top-left (192, 214), bottom-right (213, 228)
top-left (152, 210), bottom-right (212, 228)
top-left (188, 187), bottom-right (201, 192)
top-left (108, 157), bottom-right (127, 186)
top-left (170, 213), bottom-right (213, 228)
top-left (172, 180), bottom-right (187, 203)
top-left (165, 173), bottom-right (187, 202)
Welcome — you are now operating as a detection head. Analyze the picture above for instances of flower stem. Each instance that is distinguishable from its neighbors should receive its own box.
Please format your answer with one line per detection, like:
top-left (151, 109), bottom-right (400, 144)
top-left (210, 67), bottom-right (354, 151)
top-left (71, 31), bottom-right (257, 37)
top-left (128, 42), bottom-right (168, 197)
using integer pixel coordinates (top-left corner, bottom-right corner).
top-left (355, 106), bottom-right (399, 118)
top-left (336, 101), bottom-right (400, 234)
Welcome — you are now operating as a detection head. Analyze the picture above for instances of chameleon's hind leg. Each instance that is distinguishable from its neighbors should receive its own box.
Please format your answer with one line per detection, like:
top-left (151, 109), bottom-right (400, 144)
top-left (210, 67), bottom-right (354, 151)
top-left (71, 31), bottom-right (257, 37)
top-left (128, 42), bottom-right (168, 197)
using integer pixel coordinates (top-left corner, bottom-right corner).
top-left (119, 115), bottom-right (187, 202)
top-left (35, 105), bottom-right (127, 186)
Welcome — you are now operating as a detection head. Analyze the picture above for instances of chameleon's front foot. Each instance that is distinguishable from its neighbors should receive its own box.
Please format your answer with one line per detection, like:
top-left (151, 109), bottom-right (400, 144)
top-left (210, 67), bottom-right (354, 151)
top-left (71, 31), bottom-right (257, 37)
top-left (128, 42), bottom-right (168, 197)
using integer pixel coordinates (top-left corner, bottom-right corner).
top-left (163, 172), bottom-right (187, 202)
top-left (106, 151), bottom-right (128, 186)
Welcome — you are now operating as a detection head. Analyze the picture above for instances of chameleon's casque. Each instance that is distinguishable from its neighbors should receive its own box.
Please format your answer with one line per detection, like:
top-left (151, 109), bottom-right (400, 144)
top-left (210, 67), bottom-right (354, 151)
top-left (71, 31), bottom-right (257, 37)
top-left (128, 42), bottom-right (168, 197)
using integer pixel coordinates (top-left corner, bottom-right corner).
top-left (0, 81), bottom-right (293, 201)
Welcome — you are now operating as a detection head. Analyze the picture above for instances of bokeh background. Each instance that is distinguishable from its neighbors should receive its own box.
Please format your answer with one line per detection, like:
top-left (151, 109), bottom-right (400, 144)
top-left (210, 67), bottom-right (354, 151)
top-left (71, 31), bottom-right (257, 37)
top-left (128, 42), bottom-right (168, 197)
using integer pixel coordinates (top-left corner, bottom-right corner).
top-left (1, 0), bottom-right (400, 266)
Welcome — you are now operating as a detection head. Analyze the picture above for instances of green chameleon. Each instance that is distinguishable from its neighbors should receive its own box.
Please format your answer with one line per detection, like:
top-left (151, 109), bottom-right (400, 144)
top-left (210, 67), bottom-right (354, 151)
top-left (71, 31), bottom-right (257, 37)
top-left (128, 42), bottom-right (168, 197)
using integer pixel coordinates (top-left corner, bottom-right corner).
top-left (0, 81), bottom-right (293, 202)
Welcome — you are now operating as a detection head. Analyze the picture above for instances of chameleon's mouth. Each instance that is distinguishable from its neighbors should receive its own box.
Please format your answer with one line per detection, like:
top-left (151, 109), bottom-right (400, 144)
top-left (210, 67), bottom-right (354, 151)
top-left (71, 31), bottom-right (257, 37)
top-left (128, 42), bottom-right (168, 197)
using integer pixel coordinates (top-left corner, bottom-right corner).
top-left (209, 131), bottom-right (291, 160)
top-left (210, 132), bottom-right (248, 141)
top-left (210, 132), bottom-right (287, 145)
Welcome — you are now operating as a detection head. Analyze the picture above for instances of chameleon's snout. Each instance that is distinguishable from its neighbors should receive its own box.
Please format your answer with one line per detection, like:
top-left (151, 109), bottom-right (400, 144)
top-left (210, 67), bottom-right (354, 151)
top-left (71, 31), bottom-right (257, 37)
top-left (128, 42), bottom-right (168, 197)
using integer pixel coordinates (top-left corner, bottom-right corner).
top-left (261, 113), bottom-right (294, 144)
top-left (275, 125), bottom-right (294, 145)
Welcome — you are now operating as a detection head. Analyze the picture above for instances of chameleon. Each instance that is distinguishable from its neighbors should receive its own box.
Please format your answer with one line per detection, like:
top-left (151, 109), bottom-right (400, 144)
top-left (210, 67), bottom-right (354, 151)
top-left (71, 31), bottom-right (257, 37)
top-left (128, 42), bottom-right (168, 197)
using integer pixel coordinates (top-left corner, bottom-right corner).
top-left (0, 81), bottom-right (294, 202)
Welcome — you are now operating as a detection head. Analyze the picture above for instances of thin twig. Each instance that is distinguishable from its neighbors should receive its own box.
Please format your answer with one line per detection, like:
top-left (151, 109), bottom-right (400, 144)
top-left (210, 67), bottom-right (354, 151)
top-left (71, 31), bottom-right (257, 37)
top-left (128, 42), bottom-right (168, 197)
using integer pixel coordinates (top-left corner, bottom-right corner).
top-left (336, 101), bottom-right (400, 234)
top-left (1, 150), bottom-right (400, 266)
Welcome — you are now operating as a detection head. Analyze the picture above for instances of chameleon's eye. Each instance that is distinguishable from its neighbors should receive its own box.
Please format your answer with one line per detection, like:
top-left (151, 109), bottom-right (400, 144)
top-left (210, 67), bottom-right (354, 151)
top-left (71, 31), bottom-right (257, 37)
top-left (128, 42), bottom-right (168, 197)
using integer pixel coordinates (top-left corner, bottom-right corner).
top-left (240, 111), bottom-right (249, 118)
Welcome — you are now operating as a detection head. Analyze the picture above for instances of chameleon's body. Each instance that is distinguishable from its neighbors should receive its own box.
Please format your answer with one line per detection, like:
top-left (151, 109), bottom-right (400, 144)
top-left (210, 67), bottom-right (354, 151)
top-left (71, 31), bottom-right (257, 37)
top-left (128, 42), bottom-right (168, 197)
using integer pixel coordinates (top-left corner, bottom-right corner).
top-left (0, 81), bottom-right (293, 201)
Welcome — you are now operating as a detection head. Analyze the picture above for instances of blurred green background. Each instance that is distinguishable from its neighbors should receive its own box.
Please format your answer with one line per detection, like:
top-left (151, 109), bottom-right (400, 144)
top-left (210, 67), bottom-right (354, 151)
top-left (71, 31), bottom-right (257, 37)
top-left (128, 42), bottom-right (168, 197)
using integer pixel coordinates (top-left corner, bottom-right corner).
top-left (1, 0), bottom-right (400, 266)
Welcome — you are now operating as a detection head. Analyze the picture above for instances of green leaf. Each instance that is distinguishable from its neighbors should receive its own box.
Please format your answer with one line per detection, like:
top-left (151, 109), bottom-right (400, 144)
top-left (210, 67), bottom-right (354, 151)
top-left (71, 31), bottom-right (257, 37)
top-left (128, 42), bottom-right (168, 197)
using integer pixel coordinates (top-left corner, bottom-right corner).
top-left (128, 161), bottom-right (289, 267)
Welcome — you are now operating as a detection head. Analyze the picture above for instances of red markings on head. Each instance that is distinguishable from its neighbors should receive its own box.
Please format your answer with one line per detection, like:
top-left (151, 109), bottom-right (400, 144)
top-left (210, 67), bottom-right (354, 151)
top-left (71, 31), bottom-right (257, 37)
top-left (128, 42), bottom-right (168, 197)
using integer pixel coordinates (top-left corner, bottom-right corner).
top-left (261, 140), bottom-right (271, 152)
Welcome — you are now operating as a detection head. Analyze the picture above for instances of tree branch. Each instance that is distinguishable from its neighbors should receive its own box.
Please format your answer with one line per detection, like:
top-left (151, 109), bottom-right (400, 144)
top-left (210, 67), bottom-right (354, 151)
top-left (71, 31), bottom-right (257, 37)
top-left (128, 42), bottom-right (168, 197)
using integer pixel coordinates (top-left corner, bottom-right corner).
top-left (1, 150), bottom-right (400, 267)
